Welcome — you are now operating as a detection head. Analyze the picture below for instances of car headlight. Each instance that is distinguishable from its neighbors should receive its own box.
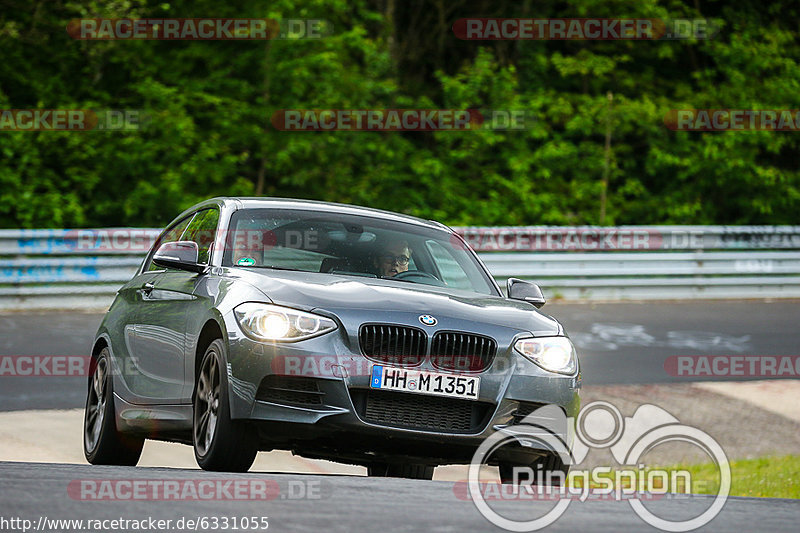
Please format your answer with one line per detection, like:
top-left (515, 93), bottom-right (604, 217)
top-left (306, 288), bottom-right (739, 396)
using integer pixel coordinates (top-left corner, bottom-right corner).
top-left (513, 337), bottom-right (577, 375)
top-left (234, 303), bottom-right (337, 342)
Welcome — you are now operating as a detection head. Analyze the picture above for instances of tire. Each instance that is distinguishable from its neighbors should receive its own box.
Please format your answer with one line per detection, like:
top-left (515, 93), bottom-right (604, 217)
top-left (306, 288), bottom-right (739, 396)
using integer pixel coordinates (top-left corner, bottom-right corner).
top-left (83, 347), bottom-right (144, 465)
top-left (367, 462), bottom-right (435, 480)
top-left (193, 339), bottom-right (258, 472)
top-left (499, 453), bottom-right (569, 486)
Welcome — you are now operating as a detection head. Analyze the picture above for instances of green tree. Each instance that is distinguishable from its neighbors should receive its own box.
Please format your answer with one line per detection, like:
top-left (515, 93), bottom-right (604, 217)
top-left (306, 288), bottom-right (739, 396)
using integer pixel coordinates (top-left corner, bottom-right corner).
top-left (0, 0), bottom-right (798, 228)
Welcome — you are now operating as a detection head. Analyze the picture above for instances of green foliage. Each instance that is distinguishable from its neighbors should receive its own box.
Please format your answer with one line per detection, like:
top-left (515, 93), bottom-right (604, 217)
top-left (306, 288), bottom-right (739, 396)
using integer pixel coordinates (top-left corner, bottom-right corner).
top-left (0, 0), bottom-right (798, 228)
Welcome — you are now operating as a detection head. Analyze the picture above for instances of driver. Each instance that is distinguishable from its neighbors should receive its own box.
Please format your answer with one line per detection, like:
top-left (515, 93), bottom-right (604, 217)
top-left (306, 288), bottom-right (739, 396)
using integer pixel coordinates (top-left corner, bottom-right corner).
top-left (374, 239), bottom-right (412, 277)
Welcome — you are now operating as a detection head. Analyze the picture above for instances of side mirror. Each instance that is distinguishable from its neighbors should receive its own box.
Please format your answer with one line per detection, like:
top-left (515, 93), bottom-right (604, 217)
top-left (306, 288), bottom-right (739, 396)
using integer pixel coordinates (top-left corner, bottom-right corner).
top-left (152, 241), bottom-right (205, 273)
top-left (507, 278), bottom-right (546, 308)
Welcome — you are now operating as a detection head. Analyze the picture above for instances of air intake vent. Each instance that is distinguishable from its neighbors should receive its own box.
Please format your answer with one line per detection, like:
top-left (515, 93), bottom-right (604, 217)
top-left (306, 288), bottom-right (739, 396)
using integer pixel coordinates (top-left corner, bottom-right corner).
top-left (351, 389), bottom-right (493, 434)
top-left (430, 332), bottom-right (497, 372)
top-left (256, 376), bottom-right (324, 406)
top-left (359, 324), bottom-right (427, 366)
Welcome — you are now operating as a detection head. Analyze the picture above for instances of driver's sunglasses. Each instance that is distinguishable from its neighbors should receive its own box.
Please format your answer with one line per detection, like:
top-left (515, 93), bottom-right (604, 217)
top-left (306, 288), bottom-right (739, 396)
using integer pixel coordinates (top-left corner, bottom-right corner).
top-left (380, 254), bottom-right (410, 266)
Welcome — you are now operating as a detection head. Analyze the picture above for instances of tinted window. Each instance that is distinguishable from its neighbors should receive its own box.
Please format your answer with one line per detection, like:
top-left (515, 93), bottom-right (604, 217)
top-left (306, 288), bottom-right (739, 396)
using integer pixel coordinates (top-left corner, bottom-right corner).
top-left (183, 208), bottom-right (220, 264)
top-left (426, 240), bottom-right (473, 291)
top-left (145, 215), bottom-right (194, 271)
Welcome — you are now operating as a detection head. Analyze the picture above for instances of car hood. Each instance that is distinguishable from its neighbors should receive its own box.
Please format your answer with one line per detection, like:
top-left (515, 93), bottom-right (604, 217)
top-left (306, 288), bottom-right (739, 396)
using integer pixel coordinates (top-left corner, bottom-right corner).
top-left (225, 268), bottom-right (562, 337)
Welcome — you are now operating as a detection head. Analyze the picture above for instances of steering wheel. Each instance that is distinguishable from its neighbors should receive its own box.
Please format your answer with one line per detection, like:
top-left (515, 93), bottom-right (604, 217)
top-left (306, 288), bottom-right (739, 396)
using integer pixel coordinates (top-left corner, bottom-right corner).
top-left (392, 270), bottom-right (446, 286)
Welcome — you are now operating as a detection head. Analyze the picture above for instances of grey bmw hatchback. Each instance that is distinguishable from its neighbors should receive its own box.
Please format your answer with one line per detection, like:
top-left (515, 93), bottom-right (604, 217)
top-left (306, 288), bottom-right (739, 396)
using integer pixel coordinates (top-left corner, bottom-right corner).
top-left (84, 197), bottom-right (580, 478)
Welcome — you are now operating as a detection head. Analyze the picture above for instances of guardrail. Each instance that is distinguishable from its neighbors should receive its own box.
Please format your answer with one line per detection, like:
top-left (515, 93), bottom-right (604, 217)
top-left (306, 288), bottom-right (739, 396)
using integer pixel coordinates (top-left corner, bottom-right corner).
top-left (1, 226), bottom-right (799, 309)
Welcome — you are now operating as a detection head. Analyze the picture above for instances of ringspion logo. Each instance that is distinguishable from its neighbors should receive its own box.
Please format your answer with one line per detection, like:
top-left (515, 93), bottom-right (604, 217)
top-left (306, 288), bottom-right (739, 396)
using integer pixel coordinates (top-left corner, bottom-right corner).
top-left (467, 401), bottom-right (730, 531)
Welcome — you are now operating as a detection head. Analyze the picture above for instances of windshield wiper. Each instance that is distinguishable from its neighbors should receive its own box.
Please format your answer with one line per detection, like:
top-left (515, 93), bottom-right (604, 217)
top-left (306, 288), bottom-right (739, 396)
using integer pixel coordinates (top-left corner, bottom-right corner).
top-left (249, 265), bottom-right (306, 272)
top-left (380, 276), bottom-right (416, 284)
top-left (328, 270), bottom-right (378, 278)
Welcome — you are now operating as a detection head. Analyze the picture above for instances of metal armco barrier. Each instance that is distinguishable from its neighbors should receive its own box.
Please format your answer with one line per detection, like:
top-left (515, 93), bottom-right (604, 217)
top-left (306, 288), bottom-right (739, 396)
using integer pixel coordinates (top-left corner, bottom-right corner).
top-left (1, 226), bottom-right (799, 309)
top-left (457, 225), bottom-right (800, 251)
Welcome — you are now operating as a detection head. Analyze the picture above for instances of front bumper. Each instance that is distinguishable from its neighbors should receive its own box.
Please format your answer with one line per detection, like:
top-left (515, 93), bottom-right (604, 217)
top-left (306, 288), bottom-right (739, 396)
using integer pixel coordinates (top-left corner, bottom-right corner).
top-left (223, 309), bottom-right (580, 465)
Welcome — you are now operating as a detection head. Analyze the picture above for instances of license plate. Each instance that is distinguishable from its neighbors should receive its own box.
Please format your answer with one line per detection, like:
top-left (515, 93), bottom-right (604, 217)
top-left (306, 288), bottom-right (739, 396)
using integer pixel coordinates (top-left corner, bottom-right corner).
top-left (370, 365), bottom-right (480, 400)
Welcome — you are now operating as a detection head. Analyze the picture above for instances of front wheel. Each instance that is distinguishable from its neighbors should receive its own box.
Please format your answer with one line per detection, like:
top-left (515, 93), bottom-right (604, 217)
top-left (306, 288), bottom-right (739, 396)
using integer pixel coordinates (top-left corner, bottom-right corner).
top-left (83, 347), bottom-right (144, 465)
top-left (193, 339), bottom-right (258, 472)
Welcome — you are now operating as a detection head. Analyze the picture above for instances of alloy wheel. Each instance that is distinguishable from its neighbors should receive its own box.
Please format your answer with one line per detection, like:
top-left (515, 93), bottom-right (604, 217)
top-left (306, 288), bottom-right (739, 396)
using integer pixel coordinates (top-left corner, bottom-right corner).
top-left (84, 356), bottom-right (108, 453)
top-left (194, 348), bottom-right (221, 457)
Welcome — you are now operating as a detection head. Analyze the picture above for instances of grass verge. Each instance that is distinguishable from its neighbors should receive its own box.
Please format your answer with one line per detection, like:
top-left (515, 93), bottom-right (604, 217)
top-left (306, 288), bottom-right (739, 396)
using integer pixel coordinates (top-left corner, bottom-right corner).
top-left (569, 455), bottom-right (800, 499)
top-left (674, 454), bottom-right (800, 499)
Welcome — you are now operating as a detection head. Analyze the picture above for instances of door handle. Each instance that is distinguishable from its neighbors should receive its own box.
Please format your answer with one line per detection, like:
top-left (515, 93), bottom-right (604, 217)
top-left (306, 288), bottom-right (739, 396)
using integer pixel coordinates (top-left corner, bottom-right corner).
top-left (141, 282), bottom-right (155, 294)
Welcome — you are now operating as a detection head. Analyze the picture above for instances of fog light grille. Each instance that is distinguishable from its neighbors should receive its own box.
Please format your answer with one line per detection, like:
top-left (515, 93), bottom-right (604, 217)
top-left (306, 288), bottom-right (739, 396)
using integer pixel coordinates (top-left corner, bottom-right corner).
top-left (351, 389), bottom-right (493, 434)
top-left (256, 376), bottom-right (324, 406)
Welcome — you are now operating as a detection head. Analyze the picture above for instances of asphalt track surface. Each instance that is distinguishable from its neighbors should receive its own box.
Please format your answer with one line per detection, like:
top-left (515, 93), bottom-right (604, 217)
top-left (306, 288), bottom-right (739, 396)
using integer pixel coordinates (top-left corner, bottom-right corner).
top-left (0, 462), bottom-right (797, 532)
top-left (1, 300), bottom-right (798, 410)
top-left (1, 302), bottom-right (798, 532)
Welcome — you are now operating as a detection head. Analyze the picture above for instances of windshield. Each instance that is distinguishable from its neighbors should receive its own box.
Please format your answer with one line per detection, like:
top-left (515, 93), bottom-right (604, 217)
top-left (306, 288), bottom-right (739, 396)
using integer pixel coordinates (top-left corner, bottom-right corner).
top-left (222, 208), bottom-right (498, 296)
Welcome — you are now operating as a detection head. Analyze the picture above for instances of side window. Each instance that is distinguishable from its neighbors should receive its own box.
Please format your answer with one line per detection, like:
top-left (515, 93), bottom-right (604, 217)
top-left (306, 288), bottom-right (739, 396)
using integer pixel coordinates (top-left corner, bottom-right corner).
top-left (145, 215), bottom-right (194, 272)
top-left (183, 208), bottom-right (220, 265)
top-left (426, 240), bottom-right (473, 290)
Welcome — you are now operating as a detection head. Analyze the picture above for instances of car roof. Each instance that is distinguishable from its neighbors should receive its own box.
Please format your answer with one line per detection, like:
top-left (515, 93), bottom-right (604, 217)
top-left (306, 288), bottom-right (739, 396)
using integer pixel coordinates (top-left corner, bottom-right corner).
top-left (189, 197), bottom-right (452, 232)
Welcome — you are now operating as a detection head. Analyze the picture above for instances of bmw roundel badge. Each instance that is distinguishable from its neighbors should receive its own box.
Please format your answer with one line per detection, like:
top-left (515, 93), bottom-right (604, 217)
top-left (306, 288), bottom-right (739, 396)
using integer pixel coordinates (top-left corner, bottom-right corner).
top-left (419, 315), bottom-right (437, 326)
